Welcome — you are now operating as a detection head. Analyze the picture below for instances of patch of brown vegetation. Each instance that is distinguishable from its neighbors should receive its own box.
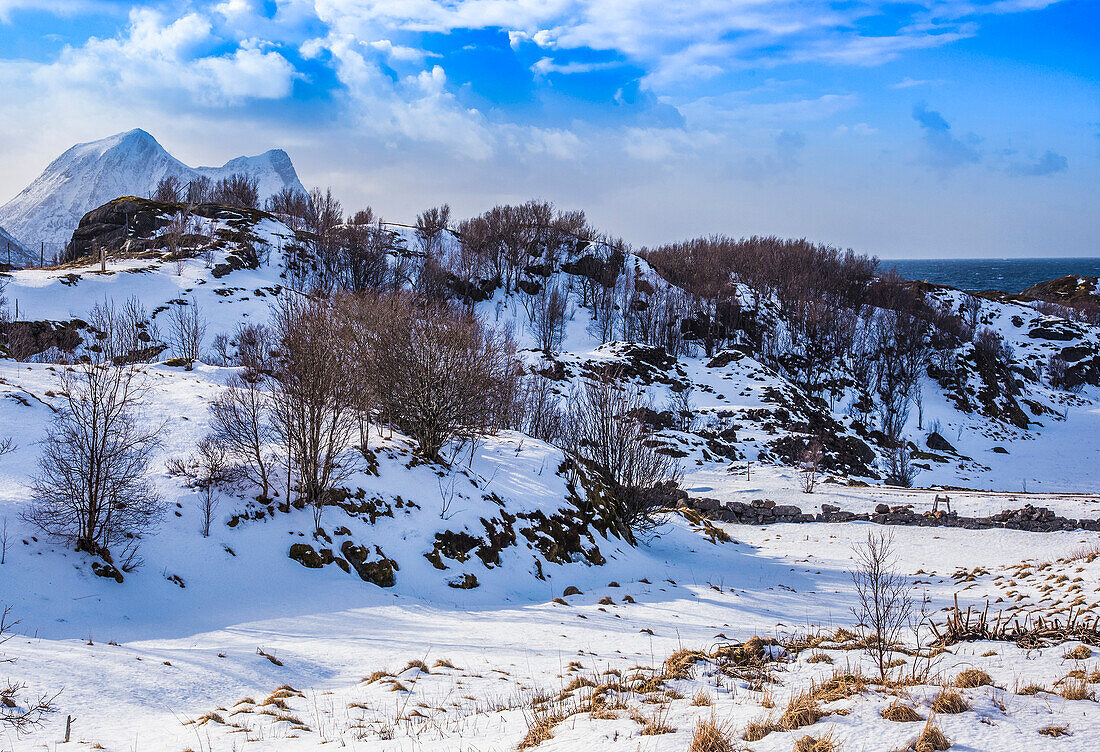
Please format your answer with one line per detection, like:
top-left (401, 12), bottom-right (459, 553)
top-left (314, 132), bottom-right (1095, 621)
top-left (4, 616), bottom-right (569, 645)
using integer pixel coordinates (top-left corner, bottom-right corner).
top-left (882, 701), bottom-right (923, 722)
top-left (954, 669), bottom-right (992, 688)
top-left (931, 688), bottom-right (969, 714)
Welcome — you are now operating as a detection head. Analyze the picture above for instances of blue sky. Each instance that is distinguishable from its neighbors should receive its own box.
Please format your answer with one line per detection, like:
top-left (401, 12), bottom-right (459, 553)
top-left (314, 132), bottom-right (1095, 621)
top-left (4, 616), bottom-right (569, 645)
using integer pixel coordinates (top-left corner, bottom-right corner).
top-left (0, 0), bottom-right (1097, 257)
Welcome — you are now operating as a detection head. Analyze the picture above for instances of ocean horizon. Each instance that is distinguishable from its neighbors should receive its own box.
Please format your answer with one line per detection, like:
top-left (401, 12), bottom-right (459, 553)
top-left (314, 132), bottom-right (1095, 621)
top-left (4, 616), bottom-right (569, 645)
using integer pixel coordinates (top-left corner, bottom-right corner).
top-left (884, 256), bottom-right (1100, 295)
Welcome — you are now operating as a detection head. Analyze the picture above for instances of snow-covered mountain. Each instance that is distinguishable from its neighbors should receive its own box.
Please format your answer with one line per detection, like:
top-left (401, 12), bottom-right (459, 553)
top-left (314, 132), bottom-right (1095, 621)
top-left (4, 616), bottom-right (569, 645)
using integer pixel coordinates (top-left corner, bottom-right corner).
top-left (0, 129), bottom-right (305, 265)
top-left (0, 222), bottom-right (27, 265)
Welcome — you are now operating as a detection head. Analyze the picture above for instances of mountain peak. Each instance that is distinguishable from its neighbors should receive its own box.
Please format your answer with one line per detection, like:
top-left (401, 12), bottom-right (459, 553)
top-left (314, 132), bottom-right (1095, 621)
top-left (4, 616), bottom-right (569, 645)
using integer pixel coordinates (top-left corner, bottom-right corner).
top-left (0, 131), bottom-right (306, 262)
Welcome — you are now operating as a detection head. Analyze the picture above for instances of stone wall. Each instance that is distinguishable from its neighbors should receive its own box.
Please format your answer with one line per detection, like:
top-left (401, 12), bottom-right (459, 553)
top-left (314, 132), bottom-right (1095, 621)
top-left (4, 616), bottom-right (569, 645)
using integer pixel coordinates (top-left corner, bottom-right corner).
top-left (679, 497), bottom-right (1100, 532)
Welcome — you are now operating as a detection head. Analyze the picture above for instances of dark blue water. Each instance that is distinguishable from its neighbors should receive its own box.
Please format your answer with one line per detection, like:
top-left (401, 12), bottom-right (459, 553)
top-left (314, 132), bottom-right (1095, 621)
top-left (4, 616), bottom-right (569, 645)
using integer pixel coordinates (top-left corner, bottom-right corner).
top-left (885, 258), bottom-right (1100, 294)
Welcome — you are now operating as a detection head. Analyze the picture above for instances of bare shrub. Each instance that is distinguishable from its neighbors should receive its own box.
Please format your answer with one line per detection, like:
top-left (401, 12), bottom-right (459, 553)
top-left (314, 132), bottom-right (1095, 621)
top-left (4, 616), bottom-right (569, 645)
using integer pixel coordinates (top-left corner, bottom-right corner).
top-left (1, 606), bottom-right (57, 731)
top-left (210, 373), bottom-right (275, 499)
top-left (528, 281), bottom-right (570, 353)
top-left (520, 375), bottom-right (566, 445)
top-left (194, 438), bottom-right (229, 537)
top-left (565, 371), bottom-right (682, 541)
top-left (87, 297), bottom-right (160, 364)
top-left (165, 298), bottom-right (206, 369)
top-left (270, 295), bottom-right (359, 528)
top-left (24, 362), bottom-right (163, 566)
top-left (885, 443), bottom-right (919, 488)
top-left (153, 175), bottom-right (183, 203)
top-left (800, 441), bottom-right (823, 493)
top-left (186, 176), bottom-right (213, 204)
top-left (849, 530), bottom-right (912, 681)
top-left (373, 297), bottom-right (524, 462)
top-left (212, 173), bottom-right (259, 209)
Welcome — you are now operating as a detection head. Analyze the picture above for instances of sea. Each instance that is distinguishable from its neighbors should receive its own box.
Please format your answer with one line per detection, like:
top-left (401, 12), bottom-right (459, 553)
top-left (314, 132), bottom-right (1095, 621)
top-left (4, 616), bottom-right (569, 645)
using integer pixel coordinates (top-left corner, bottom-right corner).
top-left (885, 257), bottom-right (1100, 294)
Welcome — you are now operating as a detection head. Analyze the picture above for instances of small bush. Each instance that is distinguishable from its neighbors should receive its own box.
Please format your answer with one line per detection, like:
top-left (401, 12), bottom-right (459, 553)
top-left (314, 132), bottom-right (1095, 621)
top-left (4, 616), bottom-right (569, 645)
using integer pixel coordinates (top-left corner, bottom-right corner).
top-left (1016, 683), bottom-right (1046, 695)
top-left (807, 651), bottom-right (833, 664)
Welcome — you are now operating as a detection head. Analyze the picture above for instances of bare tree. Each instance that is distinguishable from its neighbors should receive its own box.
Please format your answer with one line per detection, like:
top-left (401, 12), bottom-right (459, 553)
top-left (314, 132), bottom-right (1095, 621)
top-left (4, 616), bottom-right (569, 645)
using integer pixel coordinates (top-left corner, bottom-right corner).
top-left (521, 374), bottom-right (566, 444)
top-left (565, 372), bottom-right (682, 541)
top-left (24, 362), bottom-right (163, 566)
top-left (527, 281), bottom-right (569, 353)
top-left (0, 516), bottom-right (9, 565)
top-left (850, 531), bottom-right (912, 681)
top-left (415, 204), bottom-right (452, 259)
top-left (1, 606), bottom-right (57, 732)
top-left (800, 441), bottom-right (823, 493)
top-left (374, 299), bottom-right (524, 462)
top-left (209, 373), bottom-right (275, 499)
top-left (212, 173), bottom-right (259, 209)
top-left (194, 437), bottom-right (229, 537)
top-left (666, 386), bottom-right (695, 432)
top-left (186, 176), bottom-right (213, 204)
top-left (884, 443), bottom-right (919, 488)
top-left (87, 297), bottom-right (160, 365)
top-left (165, 299), bottom-right (206, 369)
top-left (270, 295), bottom-right (359, 529)
top-left (152, 175), bottom-right (183, 203)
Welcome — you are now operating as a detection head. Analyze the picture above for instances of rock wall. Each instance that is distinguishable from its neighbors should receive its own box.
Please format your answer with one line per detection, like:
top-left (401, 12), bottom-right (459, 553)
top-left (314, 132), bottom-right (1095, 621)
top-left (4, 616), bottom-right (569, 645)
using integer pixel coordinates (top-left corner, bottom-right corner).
top-left (680, 497), bottom-right (1100, 532)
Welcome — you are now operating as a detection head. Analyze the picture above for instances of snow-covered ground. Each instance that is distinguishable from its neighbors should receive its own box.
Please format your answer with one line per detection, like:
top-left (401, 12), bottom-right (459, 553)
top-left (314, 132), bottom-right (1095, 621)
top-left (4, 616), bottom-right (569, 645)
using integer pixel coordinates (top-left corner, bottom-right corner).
top-left (3, 220), bottom-right (1100, 749)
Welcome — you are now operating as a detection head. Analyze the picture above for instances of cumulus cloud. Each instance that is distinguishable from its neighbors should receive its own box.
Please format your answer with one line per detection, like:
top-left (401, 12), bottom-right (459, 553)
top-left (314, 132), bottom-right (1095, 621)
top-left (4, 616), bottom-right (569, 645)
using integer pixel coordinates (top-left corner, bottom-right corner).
top-left (912, 102), bottom-right (980, 171)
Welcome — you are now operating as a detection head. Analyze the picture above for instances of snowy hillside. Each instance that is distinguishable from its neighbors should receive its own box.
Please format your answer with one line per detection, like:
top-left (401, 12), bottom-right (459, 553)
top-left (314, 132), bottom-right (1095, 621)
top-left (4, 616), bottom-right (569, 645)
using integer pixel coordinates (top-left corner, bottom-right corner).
top-left (0, 224), bottom-right (27, 267)
top-left (0, 129), bottom-right (305, 263)
top-left (1, 203), bottom-right (1100, 748)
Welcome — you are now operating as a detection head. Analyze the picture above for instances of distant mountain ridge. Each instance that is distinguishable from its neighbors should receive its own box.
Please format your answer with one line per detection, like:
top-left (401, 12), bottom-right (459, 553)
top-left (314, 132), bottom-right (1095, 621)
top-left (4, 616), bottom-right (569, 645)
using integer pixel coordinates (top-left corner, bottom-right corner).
top-left (0, 129), bottom-right (305, 265)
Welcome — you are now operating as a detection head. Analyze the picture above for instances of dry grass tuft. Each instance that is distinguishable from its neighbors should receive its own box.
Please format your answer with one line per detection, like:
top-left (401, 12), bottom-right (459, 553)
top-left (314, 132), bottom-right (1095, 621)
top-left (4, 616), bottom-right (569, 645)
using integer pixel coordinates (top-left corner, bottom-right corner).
top-left (364, 670), bottom-right (391, 684)
top-left (1058, 677), bottom-right (1094, 701)
top-left (403, 659), bottom-right (430, 674)
top-left (742, 716), bottom-right (778, 742)
top-left (598, 596), bottom-right (614, 605)
top-left (882, 701), bottom-right (923, 722)
top-left (664, 649), bottom-right (705, 680)
top-left (931, 688), bottom-right (969, 714)
top-left (1016, 683), bottom-right (1046, 695)
top-left (691, 689), bottom-right (714, 706)
top-left (811, 671), bottom-right (866, 704)
top-left (954, 669), bottom-right (992, 688)
top-left (432, 658), bottom-right (455, 669)
top-left (517, 708), bottom-right (565, 750)
top-left (639, 708), bottom-right (675, 736)
top-left (689, 717), bottom-right (741, 752)
top-left (914, 718), bottom-right (950, 751)
top-left (1064, 645), bottom-right (1092, 661)
top-left (1039, 725), bottom-right (1070, 737)
top-left (793, 733), bottom-right (838, 752)
top-left (779, 690), bottom-right (824, 731)
top-left (807, 651), bottom-right (834, 664)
